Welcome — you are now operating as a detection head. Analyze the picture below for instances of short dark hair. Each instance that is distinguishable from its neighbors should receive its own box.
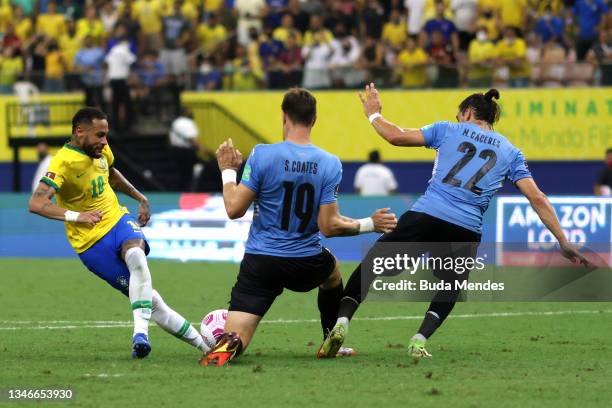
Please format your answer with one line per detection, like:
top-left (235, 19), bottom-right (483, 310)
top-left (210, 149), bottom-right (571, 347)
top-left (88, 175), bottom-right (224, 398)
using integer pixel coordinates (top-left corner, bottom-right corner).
top-left (606, 147), bottom-right (612, 155)
top-left (72, 107), bottom-right (107, 134)
top-left (281, 88), bottom-right (316, 127)
top-left (368, 150), bottom-right (380, 163)
top-left (458, 89), bottom-right (501, 126)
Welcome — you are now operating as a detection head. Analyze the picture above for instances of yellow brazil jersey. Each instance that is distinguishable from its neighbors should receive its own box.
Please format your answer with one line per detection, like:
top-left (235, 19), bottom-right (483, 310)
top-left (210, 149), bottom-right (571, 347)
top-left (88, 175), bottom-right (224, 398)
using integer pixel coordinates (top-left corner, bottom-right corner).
top-left (498, 0), bottom-right (527, 29)
top-left (132, 0), bottom-right (163, 34)
top-left (468, 39), bottom-right (496, 79)
top-left (272, 27), bottom-right (302, 46)
top-left (397, 48), bottom-right (428, 88)
top-left (59, 34), bottom-right (82, 70)
top-left (496, 38), bottom-right (530, 78)
top-left (76, 18), bottom-right (105, 44)
top-left (197, 23), bottom-right (228, 52)
top-left (382, 22), bottom-right (407, 49)
top-left (15, 18), bottom-right (33, 40)
top-left (36, 13), bottom-right (66, 39)
top-left (0, 1), bottom-right (13, 33)
top-left (40, 143), bottom-right (128, 253)
top-left (302, 29), bottom-right (334, 46)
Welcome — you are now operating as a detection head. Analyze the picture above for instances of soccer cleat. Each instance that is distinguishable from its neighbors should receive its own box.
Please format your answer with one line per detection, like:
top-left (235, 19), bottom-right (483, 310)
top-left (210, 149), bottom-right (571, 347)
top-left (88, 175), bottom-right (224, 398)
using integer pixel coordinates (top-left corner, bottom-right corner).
top-left (336, 347), bottom-right (357, 357)
top-left (200, 332), bottom-right (242, 367)
top-left (317, 323), bottom-right (347, 359)
top-left (408, 338), bottom-right (432, 359)
top-left (132, 333), bottom-right (151, 359)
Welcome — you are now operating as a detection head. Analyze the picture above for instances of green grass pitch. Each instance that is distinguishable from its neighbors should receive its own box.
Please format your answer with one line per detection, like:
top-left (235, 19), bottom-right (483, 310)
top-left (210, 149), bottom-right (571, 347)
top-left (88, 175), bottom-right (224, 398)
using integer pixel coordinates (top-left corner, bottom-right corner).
top-left (1, 258), bottom-right (611, 407)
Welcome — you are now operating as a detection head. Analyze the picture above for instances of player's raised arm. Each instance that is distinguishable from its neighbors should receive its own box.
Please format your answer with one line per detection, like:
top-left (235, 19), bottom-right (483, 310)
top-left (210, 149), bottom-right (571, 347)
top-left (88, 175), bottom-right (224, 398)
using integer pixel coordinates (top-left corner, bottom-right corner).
top-left (317, 203), bottom-right (397, 237)
top-left (108, 167), bottom-right (150, 226)
top-left (216, 138), bottom-right (256, 220)
top-left (515, 177), bottom-right (589, 266)
top-left (28, 182), bottom-right (102, 227)
top-left (358, 83), bottom-right (426, 147)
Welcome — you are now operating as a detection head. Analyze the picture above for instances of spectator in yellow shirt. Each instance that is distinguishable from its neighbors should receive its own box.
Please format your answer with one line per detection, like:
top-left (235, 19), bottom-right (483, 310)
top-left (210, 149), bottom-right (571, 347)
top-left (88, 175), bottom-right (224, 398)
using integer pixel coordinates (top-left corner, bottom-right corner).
top-left (273, 14), bottom-right (302, 46)
top-left (13, 6), bottom-right (33, 41)
top-left (423, 0), bottom-right (451, 21)
top-left (197, 13), bottom-right (228, 54)
top-left (467, 27), bottom-right (496, 87)
top-left (0, 46), bottom-right (24, 94)
top-left (0, 0), bottom-right (12, 33)
top-left (396, 36), bottom-right (429, 88)
top-left (59, 19), bottom-right (82, 89)
top-left (476, 5), bottom-right (500, 41)
top-left (496, 26), bottom-right (530, 87)
top-left (303, 15), bottom-right (333, 46)
top-left (231, 44), bottom-right (259, 90)
top-left (161, 0), bottom-right (198, 20)
top-left (36, 1), bottom-right (67, 39)
top-left (44, 39), bottom-right (67, 92)
top-left (382, 9), bottom-right (407, 51)
top-left (132, 0), bottom-right (164, 50)
top-left (498, 0), bottom-right (527, 31)
top-left (204, 0), bottom-right (223, 13)
top-left (76, 6), bottom-right (105, 45)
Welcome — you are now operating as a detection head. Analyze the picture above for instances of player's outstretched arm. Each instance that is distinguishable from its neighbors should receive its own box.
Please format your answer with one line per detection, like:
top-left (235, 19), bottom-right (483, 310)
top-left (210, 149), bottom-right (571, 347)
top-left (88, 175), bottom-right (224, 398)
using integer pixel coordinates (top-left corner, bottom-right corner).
top-left (28, 182), bottom-right (102, 227)
top-left (108, 167), bottom-right (150, 226)
top-left (317, 202), bottom-right (397, 237)
top-left (216, 139), bottom-right (256, 220)
top-left (516, 177), bottom-right (589, 266)
top-left (358, 83), bottom-right (426, 147)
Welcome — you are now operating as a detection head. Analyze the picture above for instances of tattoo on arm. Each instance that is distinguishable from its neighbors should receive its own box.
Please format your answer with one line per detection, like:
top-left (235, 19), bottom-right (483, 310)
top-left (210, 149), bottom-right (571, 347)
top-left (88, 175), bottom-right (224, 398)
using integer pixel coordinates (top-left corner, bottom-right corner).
top-left (109, 168), bottom-right (142, 201)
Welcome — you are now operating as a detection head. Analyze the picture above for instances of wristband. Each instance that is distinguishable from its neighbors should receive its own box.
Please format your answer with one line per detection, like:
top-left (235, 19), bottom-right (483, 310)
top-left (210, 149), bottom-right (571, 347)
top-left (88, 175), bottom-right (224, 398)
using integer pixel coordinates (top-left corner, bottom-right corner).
top-left (64, 210), bottom-right (80, 222)
top-left (222, 169), bottom-right (237, 185)
top-left (357, 217), bottom-right (375, 233)
top-left (368, 113), bottom-right (382, 124)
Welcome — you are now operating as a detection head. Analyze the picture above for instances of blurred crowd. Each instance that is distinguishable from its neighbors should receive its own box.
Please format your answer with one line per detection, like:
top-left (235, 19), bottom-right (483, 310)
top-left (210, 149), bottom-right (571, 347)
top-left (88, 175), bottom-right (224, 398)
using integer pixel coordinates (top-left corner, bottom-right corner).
top-left (0, 0), bottom-right (611, 100)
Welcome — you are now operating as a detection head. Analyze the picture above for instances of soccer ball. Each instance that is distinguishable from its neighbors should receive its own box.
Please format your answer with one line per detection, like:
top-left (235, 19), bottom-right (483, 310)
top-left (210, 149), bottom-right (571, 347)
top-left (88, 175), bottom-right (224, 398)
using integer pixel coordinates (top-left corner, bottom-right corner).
top-left (200, 309), bottom-right (228, 349)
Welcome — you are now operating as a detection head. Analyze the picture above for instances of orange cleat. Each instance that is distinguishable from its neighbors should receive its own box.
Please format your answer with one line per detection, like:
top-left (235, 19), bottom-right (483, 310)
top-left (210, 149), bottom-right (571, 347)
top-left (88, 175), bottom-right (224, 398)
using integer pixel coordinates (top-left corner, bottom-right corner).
top-left (200, 332), bottom-right (243, 367)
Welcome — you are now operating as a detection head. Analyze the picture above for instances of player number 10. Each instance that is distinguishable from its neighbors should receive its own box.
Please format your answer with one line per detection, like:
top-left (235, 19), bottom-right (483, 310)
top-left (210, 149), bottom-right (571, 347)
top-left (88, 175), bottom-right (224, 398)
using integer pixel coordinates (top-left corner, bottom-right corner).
top-left (91, 175), bottom-right (105, 198)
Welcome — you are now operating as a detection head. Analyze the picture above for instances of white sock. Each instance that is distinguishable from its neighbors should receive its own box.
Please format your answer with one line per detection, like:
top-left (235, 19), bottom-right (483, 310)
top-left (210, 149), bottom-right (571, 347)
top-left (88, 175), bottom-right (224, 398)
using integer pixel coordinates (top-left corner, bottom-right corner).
top-left (336, 317), bottom-right (350, 328)
top-left (151, 290), bottom-right (210, 353)
top-left (125, 247), bottom-right (153, 337)
top-left (412, 333), bottom-right (427, 342)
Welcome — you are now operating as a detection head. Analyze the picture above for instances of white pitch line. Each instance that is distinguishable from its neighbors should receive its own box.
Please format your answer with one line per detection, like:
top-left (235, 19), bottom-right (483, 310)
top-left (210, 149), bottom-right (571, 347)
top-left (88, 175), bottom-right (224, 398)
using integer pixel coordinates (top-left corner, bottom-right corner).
top-left (83, 373), bottom-right (124, 378)
top-left (0, 309), bottom-right (610, 331)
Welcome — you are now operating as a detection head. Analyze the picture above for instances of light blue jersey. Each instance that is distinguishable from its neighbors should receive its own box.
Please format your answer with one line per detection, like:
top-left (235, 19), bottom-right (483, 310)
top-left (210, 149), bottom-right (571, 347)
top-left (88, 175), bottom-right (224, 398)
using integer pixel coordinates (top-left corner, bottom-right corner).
top-left (240, 141), bottom-right (342, 257)
top-left (412, 121), bottom-right (532, 233)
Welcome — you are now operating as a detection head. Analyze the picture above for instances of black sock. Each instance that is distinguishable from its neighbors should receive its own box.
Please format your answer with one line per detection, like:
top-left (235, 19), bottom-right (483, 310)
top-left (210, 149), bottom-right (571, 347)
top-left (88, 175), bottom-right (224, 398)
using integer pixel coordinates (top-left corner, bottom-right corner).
top-left (318, 281), bottom-right (343, 339)
top-left (417, 292), bottom-right (459, 339)
top-left (336, 263), bottom-right (366, 321)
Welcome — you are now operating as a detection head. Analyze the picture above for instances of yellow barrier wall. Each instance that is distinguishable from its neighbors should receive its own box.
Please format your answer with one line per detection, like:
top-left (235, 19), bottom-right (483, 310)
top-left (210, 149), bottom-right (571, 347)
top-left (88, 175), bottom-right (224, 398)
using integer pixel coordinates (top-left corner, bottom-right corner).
top-left (1, 89), bottom-right (609, 162)
top-left (183, 88), bottom-right (611, 161)
top-left (0, 94), bottom-right (83, 161)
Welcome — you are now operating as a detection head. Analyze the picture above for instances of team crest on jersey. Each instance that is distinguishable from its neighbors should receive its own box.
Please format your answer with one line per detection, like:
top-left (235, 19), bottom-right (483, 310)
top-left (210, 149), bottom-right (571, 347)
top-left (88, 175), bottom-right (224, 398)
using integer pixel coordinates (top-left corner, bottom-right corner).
top-left (242, 164), bottom-right (251, 181)
top-left (98, 158), bottom-right (108, 170)
top-left (45, 172), bottom-right (56, 179)
top-left (116, 276), bottom-right (129, 289)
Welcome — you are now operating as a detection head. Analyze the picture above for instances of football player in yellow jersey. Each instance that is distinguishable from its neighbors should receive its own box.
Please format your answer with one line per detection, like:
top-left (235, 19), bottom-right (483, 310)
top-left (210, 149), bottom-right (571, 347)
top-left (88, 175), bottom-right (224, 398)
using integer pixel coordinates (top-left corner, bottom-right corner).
top-left (28, 108), bottom-right (210, 359)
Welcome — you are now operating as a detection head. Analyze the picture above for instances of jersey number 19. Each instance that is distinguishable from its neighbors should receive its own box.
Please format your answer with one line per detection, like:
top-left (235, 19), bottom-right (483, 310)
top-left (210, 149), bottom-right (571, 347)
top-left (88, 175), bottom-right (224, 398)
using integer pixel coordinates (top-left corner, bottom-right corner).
top-left (280, 181), bottom-right (315, 233)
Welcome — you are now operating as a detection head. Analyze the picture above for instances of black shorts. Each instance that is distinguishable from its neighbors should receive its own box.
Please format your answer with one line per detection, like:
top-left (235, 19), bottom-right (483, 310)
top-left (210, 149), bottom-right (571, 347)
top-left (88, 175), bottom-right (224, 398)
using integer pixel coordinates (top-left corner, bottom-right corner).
top-left (379, 211), bottom-right (481, 281)
top-left (229, 248), bottom-right (336, 316)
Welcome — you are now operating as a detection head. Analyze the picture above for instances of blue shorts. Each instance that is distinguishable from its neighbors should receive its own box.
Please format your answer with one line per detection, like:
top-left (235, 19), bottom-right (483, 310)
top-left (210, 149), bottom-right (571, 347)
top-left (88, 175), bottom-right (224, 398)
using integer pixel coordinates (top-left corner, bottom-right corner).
top-left (79, 214), bottom-right (149, 296)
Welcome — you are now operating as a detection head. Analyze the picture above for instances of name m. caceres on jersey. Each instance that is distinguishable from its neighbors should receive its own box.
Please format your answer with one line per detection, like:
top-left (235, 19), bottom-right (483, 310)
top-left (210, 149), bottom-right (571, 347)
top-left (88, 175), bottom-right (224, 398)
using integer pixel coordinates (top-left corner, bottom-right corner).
top-left (412, 121), bottom-right (532, 233)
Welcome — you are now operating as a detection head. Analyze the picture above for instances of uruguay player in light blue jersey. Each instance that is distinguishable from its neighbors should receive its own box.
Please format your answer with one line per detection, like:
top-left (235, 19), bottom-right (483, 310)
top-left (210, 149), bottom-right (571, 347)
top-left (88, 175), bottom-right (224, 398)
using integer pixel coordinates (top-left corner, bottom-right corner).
top-left (319, 84), bottom-right (589, 359)
top-left (201, 88), bottom-right (397, 366)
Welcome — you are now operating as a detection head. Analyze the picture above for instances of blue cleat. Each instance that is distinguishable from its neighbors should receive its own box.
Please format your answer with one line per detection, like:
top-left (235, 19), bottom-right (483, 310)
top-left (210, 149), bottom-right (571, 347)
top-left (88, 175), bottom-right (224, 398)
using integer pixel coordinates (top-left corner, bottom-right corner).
top-left (132, 333), bottom-right (151, 359)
